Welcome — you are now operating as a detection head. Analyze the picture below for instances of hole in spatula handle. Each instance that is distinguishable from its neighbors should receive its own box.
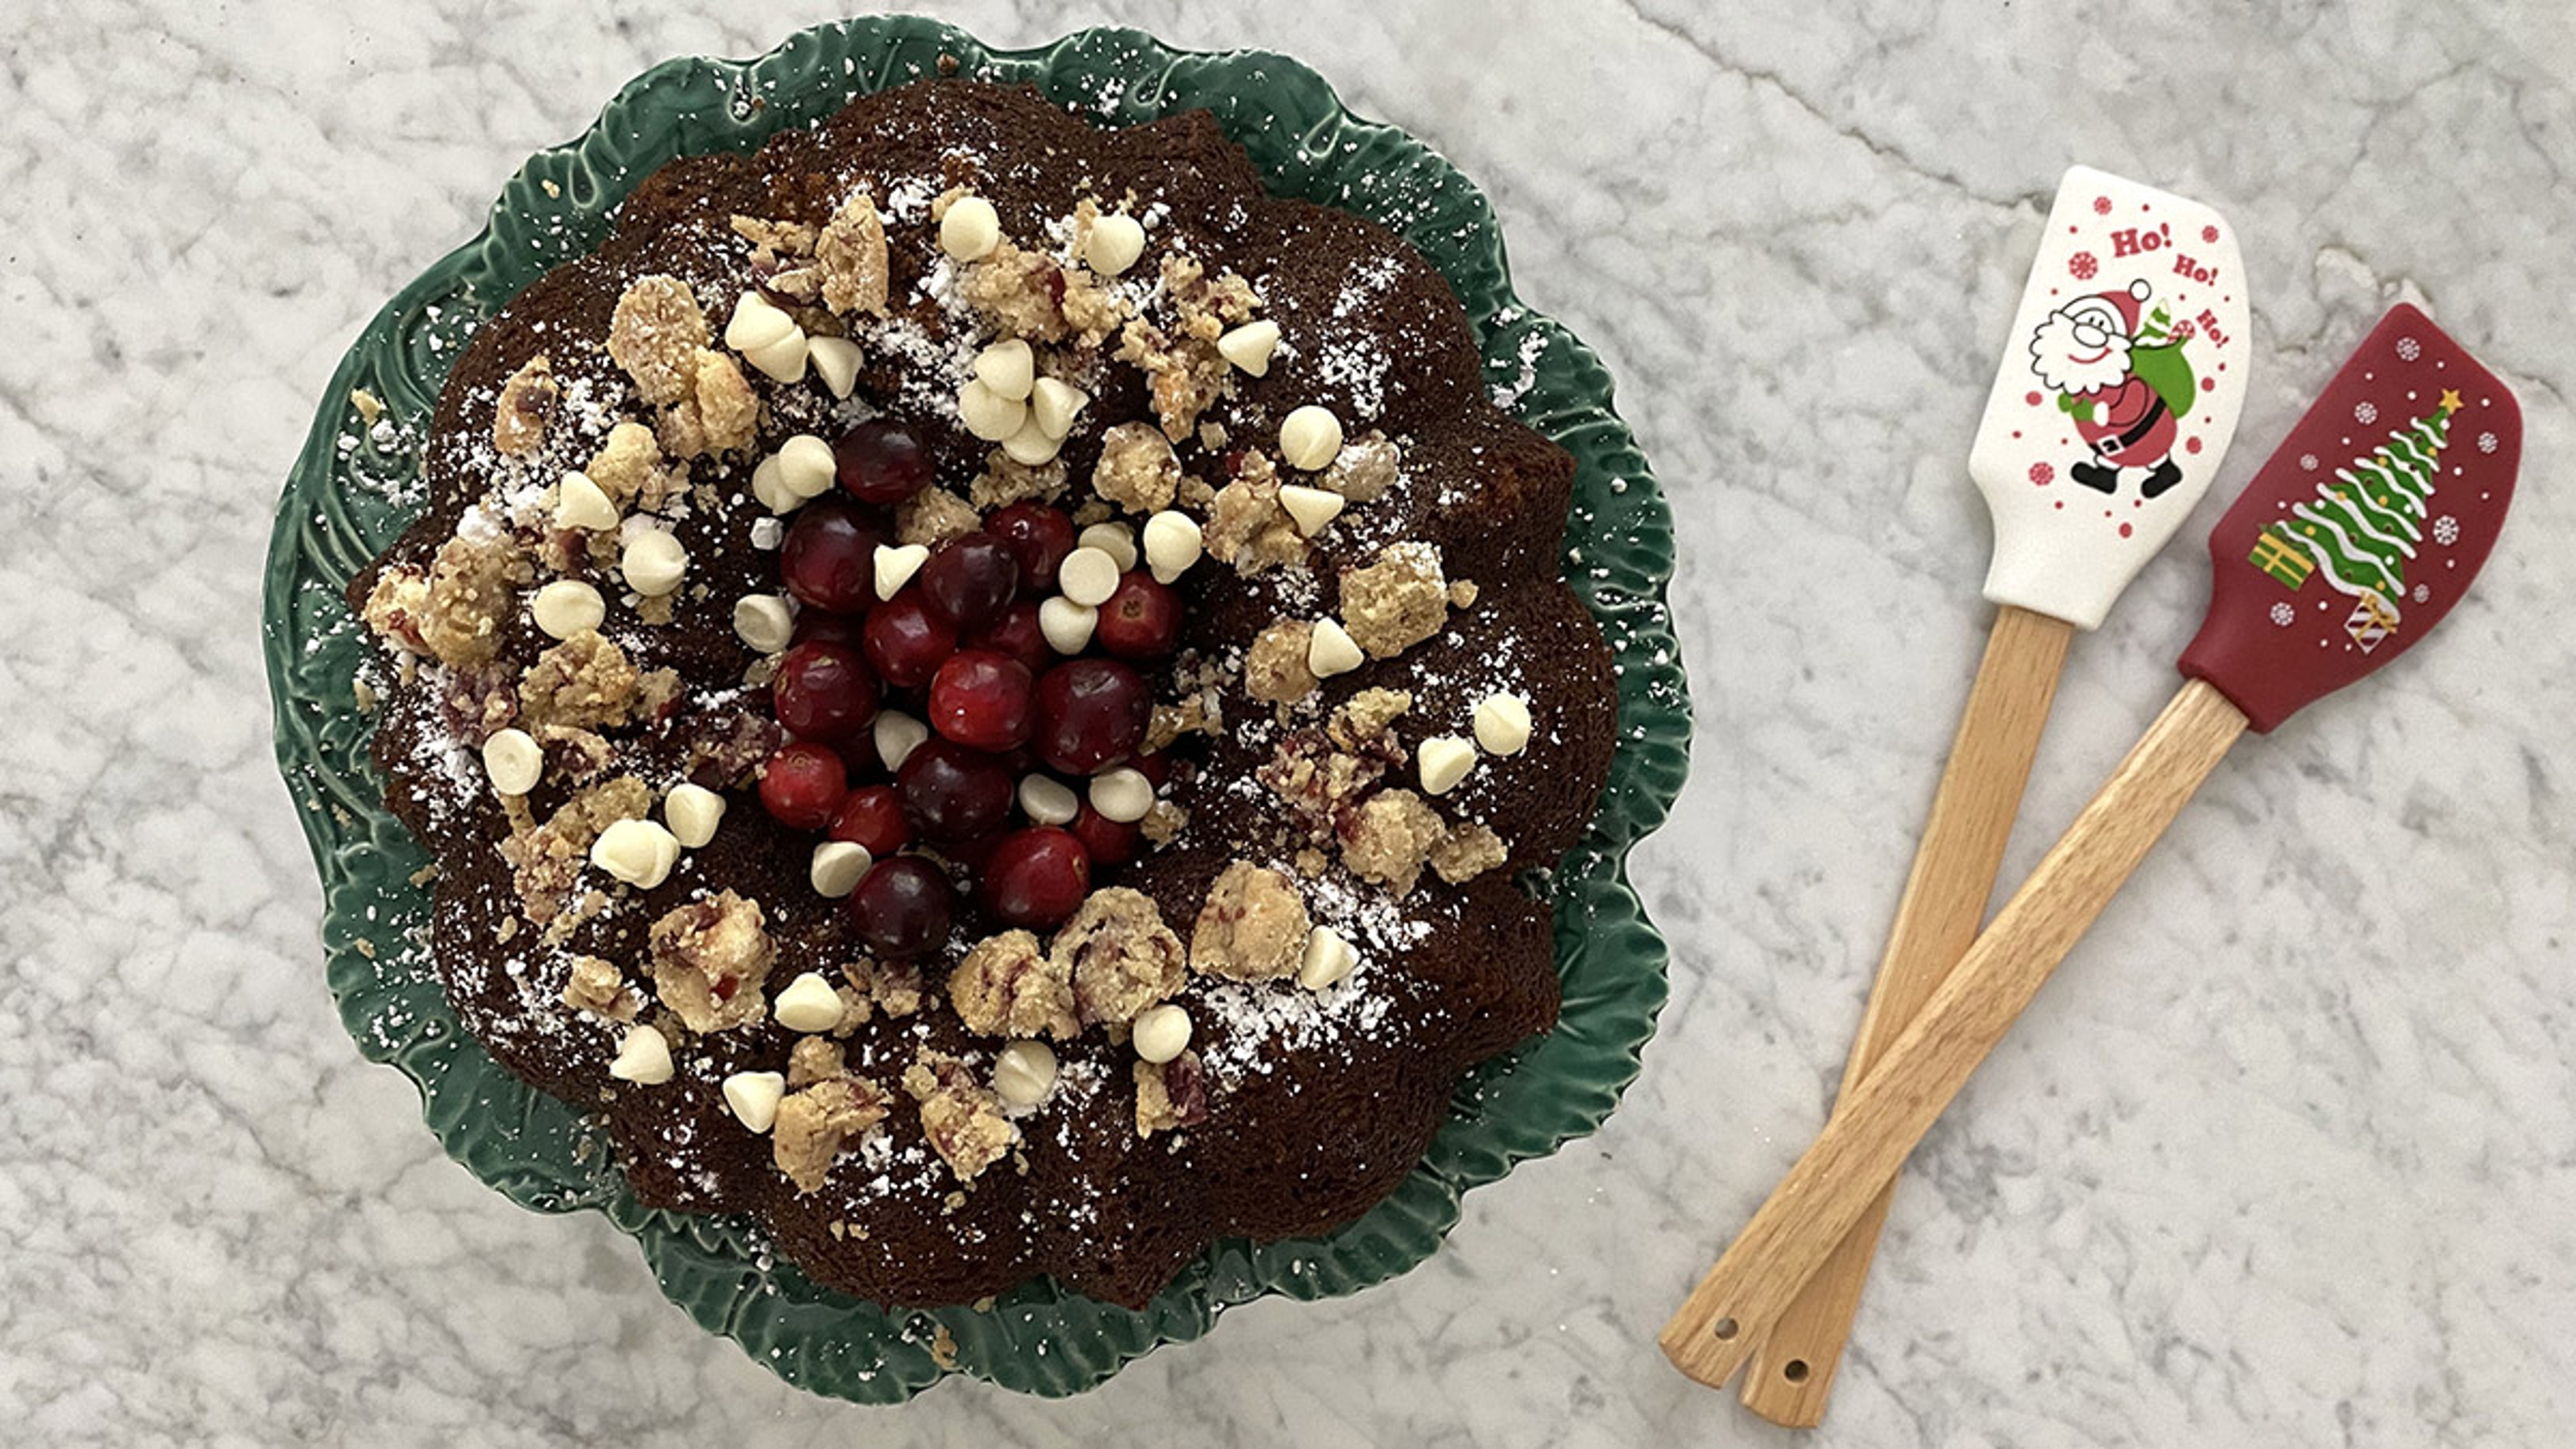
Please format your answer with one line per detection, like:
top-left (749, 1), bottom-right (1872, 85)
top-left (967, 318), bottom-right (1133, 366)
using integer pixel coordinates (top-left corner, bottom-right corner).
top-left (1783, 1358), bottom-right (1811, 1383)
top-left (1710, 1317), bottom-right (1738, 1341)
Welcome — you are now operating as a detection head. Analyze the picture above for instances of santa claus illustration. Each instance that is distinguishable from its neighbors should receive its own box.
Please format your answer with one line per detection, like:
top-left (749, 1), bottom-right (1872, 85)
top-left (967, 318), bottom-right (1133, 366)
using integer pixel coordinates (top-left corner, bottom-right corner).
top-left (2028, 278), bottom-right (2198, 498)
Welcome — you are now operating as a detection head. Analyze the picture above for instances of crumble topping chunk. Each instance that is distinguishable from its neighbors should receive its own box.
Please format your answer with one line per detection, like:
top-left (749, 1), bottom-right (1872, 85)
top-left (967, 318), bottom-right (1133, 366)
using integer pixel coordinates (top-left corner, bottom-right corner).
top-left (1190, 862), bottom-right (1311, 982)
top-left (517, 629), bottom-right (642, 731)
top-left (814, 191), bottom-right (892, 316)
top-left (1340, 541), bottom-right (1449, 658)
top-left (1091, 423), bottom-right (1183, 515)
top-left (646, 890), bottom-right (775, 1034)
top-left (1134, 1051), bottom-right (1208, 1139)
top-left (491, 354), bottom-right (559, 455)
top-left (1052, 888), bottom-right (1185, 1028)
top-left (774, 1076), bottom-right (892, 1193)
top-left (1342, 787), bottom-right (1446, 896)
top-left (606, 274), bottom-right (709, 407)
top-left (951, 930), bottom-right (1080, 1040)
top-left (903, 1051), bottom-right (1018, 1183)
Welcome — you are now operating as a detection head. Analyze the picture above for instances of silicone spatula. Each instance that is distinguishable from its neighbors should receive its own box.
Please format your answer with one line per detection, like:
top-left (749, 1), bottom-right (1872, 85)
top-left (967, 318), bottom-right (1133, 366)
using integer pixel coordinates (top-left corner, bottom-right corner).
top-left (1664, 305), bottom-right (2519, 1393)
top-left (1732, 167), bottom-right (2251, 1425)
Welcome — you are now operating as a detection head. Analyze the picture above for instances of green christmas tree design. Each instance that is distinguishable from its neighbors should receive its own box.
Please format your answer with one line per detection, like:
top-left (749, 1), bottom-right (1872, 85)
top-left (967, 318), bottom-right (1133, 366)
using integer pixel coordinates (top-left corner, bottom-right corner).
top-left (2248, 391), bottom-right (2457, 629)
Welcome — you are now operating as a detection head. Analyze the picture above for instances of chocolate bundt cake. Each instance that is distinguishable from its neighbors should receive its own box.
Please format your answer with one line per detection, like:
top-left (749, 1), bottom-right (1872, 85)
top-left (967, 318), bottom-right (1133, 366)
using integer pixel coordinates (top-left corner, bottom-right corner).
top-left (350, 78), bottom-right (1615, 1309)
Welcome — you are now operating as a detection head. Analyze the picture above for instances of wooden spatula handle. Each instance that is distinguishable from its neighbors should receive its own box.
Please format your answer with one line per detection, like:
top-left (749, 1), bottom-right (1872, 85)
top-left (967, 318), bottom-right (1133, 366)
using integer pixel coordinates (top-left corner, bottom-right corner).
top-left (1661, 679), bottom-right (2249, 1389)
top-left (1739, 604), bottom-right (2074, 1424)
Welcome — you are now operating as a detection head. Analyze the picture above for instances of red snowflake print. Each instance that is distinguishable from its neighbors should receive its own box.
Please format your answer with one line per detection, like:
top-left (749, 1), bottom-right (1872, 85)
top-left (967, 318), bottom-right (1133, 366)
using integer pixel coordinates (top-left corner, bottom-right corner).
top-left (2070, 251), bottom-right (2099, 280)
top-left (2093, 195), bottom-right (2114, 215)
top-left (2028, 462), bottom-right (2054, 486)
top-left (2201, 224), bottom-right (2219, 244)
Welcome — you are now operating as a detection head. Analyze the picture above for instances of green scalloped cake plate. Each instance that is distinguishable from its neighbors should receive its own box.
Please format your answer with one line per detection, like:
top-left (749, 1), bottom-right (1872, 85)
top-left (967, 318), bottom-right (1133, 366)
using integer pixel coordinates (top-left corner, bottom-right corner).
top-left (262, 17), bottom-right (1689, 1401)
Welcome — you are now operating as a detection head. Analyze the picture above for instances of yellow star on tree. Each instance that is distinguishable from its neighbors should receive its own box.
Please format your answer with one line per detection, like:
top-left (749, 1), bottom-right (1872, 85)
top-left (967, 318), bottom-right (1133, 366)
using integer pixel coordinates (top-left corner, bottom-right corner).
top-left (2438, 388), bottom-right (2463, 413)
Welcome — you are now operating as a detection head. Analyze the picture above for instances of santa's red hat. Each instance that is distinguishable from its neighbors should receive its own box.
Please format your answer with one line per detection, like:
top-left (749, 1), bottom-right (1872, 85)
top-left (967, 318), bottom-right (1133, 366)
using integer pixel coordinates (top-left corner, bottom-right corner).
top-left (2063, 278), bottom-right (2149, 337)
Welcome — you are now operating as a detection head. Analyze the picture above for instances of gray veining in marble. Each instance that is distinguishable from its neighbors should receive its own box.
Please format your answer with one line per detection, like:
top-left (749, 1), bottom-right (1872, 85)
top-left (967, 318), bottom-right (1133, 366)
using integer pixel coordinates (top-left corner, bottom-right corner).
top-left (3, 1), bottom-right (2571, 1444)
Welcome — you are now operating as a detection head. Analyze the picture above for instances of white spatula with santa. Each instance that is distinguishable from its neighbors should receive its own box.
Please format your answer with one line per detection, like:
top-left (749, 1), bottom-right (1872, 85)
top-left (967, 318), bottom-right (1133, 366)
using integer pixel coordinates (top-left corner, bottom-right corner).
top-left (1723, 166), bottom-right (2251, 1426)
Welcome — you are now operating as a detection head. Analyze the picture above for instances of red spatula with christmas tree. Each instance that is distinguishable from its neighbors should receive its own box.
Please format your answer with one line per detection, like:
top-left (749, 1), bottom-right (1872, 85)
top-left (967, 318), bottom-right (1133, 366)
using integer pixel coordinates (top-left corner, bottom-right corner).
top-left (1663, 304), bottom-right (2520, 1393)
top-left (1729, 166), bottom-right (2252, 1425)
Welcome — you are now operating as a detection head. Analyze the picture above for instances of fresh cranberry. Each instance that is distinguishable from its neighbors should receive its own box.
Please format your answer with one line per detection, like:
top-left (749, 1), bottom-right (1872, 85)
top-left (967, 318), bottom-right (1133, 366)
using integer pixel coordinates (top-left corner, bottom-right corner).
top-left (919, 531), bottom-right (1020, 632)
top-left (781, 504), bottom-right (887, 613)
top-left (1068, 803), bottom-right (1140, 866)
top-left (1130, 751), bottom-right (1171, 788)
top-left (985, 502), bottom-right (1077, 592)
top-left (966, 600), bottom-right (1050, 676)
top-left (828, 784), bottom-right (911, 856)
top-left (849, 857), bottom-right (955, 959)
top-left (1033, 658), bottom-right (1151, 774)
top-left (758, 743), bottom-right (848, 830)
top-left (1094, 570), bottom-right (1182, 659)
top-left (771, 641), bottom-right (879, 741)
top-left (861, 588), bottom-right (957, 688)
top-left (980, 827), bottom-right (1092, 928)
top-left (927, 650), bottom-right (1035, 751)
top-left (792, 609), bottom-right (864, 649)
top-left (896, 738), bottom-right (1016, 842)
top-left (835, 419), bottom-right (934, 505)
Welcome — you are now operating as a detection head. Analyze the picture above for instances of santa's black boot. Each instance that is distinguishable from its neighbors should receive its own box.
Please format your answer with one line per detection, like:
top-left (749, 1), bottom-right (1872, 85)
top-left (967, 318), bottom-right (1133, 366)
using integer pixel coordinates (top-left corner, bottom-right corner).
top-left (2070, 460), bottom-right (2118, 494)
top-left (2140, 458), bottom-right (2183, 498)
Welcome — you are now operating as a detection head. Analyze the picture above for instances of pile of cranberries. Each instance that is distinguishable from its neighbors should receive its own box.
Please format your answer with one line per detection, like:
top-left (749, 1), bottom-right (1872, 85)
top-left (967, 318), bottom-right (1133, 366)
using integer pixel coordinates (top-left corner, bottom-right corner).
top-left (755, 419), bottom-right (1185, 954)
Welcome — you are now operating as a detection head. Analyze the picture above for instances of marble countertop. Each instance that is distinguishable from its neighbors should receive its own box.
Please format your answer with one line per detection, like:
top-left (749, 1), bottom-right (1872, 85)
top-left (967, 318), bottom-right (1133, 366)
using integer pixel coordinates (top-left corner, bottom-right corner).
top-left (7, 0), bottom-right (2571, 1442)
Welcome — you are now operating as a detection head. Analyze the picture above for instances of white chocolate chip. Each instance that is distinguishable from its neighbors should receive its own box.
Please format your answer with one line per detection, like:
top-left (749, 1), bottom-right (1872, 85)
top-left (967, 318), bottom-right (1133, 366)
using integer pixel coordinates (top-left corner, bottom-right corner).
top-left (1473, 693), bottom-right (1532, 755)
top-left (1058, 547), bottom-right (1121, 607)
top-left (1076, 523), bottom-right (1138, 572)
top-left (1038, 596), bottom-right (1097, 653)
top-left (591, 818), bottom-right (681, 889)
top-left (1297, 924), bottom-right (1358, 991)
top-left (773, 969), bottom-right (849, 1031)
top-left (1277, 484), bottom-right (1346, 537)
top-left (1277, 405), bottom-right (1344, 471)
top-left (1132, 1004), bottom-right (1192, 1065)
top-left (733, 594), bottom-right (794, 653)
top-left (776, 433), bottom-right (839, 500)
top-left (1088, 766), bottom-right (1153, 824)
top-left (724, 290), bottom-right (796, 352)
top-left (1307, 618), bottom-right (1365, 678)
top-left (974, 338), bottom-right (1036, 400)
top-left (1216, 319), bottom-right (1281, 376)
top-left (664, 782), bottom-right (727, 848)
top-left (553, 471), bottom-right (619, 531)
top-left (621, 530), bottom-right (688, 596)
top-left (743, 329), bottom-right (809, 384)
top-left (993, 1040), bottom-right (1059, 1107)
top-left (807, 335), bottom-right (861, 400)
top-left (722, 1070), bottom-right (786, 1132)
top-left (874, 542), bottom-right (929, 600)
top-left (1030, 377), bottom-right (1087, 439)
top-left (809, 841), bottom-right (873, 898)
top-left (1084, 211), bottom-right (1147, 276)
top-left (480, 727), bottom-right (543, 796)
top-left (1000, 417), bottom-right (1062, 467)
top-left (957, 379), bottom-right (1027, 443)
top-left (1418, 736), bottom-right (1477, 796)
top-left (940, 195), bottom-right (1002, 260)
top-left (530, 579), bottom-right (605, 640)
top-left (1019, 773), bottom-right (1079, 825)
top-left (608, 1024), bottom-right (674, 1085)
top-left (1141, 510), bottom-right (1202, 584)
top-left (751, 454), bottom-right (802, 515)
top-left (873, 710), bottom-right (928, 771)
